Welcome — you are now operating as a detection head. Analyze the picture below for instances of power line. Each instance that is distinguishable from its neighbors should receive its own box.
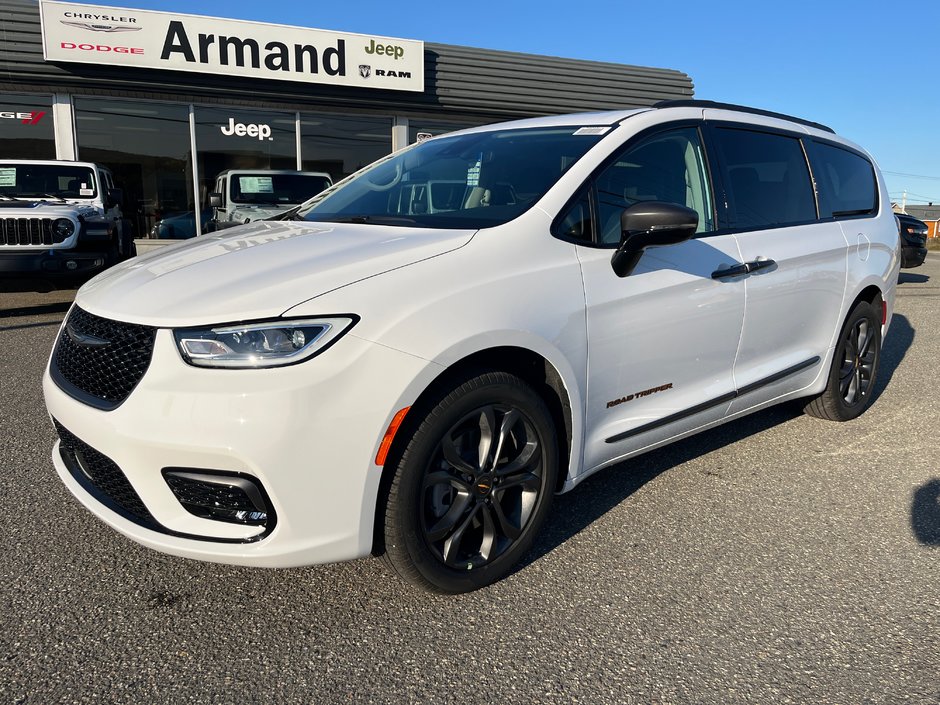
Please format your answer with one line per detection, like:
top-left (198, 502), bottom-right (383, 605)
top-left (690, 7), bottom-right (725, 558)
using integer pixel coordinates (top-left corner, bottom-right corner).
top-left (883, 170), bottom-right (940, 181)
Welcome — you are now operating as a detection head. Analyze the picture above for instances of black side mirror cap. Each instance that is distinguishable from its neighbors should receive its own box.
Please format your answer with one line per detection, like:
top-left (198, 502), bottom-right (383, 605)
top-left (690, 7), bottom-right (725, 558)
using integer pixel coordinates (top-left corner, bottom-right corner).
top-left (611, 201), bottom-right (699, 277)
top-left (209, 192), bottom-right (223, 208)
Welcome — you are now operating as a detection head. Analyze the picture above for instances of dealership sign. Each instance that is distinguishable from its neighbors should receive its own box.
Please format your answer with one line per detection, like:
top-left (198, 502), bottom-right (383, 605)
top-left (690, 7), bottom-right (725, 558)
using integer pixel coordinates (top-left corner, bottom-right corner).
top-left (39, 1), bottom-right (424, 92)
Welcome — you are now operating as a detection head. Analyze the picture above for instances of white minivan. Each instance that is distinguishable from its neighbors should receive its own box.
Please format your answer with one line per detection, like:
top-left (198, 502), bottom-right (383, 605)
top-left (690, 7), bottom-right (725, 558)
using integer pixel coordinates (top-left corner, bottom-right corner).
top-left (43, 101), bottom-right (899, 592)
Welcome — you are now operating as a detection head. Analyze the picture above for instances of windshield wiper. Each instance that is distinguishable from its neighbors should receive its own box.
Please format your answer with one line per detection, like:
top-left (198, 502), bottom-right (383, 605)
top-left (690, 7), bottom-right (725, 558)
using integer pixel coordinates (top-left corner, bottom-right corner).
top-left (324, 215), bottom-right (419, 225)
top-left (38, 193), bottom-right (67, 202)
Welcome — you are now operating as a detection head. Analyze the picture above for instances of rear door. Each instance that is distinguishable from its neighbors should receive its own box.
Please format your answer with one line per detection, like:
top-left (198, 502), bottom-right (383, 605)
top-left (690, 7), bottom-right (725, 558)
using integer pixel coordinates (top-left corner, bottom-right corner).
top-left (704, 121), bottom-right (848, 412)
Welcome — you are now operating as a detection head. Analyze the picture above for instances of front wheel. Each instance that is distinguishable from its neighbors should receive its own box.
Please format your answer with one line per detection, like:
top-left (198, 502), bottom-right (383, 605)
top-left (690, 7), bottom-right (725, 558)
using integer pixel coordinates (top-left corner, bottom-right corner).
top-left (383, 371), bottom-right (558, 593)
top-left (804, 299), bottom-right (882, 421)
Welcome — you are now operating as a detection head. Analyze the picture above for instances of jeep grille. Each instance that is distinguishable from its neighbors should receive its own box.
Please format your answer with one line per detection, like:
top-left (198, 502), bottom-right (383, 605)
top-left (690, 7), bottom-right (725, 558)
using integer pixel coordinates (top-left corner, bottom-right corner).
top-left (0, 217), bottom-right (68, 246)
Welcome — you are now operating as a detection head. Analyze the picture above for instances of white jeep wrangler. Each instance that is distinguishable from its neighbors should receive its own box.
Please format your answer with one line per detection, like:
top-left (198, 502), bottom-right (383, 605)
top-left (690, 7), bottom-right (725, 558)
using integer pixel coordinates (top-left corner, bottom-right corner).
top-left (208, 169), bottom-right (333, 229)
top-left (0, 159), bottom-right (132, 283)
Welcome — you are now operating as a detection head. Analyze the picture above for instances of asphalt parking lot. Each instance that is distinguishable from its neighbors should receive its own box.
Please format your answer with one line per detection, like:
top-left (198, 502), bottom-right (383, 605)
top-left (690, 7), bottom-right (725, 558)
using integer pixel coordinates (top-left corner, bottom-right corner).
top-left (1, 256), bottom-right (938, 705)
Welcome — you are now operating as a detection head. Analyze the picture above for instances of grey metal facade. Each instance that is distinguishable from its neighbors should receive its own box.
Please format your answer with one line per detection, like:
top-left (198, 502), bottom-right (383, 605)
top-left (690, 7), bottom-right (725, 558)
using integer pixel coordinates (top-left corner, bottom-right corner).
top-left (0, 0), bottom-right (693, 121)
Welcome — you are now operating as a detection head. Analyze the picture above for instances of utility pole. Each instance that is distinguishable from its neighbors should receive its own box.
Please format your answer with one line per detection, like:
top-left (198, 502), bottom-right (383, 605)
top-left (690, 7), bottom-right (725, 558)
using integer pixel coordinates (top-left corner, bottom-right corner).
top-left (901, 191), bottom-right (907, 213)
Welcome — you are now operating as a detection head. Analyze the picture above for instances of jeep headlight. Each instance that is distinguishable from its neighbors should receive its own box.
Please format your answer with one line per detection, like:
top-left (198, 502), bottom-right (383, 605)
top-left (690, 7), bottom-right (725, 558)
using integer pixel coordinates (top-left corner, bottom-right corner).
top-left (53, 218), bottom-right (75, 239)
top-left (173, 317), bottom-right (357, 369)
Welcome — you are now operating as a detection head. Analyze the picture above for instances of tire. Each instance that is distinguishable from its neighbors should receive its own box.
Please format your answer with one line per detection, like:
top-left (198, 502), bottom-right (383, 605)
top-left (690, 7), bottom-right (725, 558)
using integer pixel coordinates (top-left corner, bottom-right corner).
top-left (804, 299), bottom-right (881, 421)
top-left (383, 371), bottom-right (558, 593)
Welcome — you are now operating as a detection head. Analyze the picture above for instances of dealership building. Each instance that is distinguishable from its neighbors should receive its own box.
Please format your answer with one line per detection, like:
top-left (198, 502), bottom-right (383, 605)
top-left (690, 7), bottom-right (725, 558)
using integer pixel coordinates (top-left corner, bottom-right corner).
top-left (0, 0), bottom-right (694, 240)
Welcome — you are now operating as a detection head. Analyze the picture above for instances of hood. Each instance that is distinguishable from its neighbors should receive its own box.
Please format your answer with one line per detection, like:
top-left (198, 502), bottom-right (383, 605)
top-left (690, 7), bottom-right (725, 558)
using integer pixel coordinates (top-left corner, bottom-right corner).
top-left (0, 200), bottom-right (101, 218)
top-left (77, 219), bottom-right (476, 327)
top-left (230, 205), bottom-right (294, 222)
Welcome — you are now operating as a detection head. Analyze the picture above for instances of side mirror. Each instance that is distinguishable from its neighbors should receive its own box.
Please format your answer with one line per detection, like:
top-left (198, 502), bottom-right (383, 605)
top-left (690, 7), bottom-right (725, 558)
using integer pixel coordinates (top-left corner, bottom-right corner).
top-left (209, 192), bottom-right (223, 208)
top-left (611, 201), bottom-right (699, 277)
top-left (105, 188), bottom-right (123, 210)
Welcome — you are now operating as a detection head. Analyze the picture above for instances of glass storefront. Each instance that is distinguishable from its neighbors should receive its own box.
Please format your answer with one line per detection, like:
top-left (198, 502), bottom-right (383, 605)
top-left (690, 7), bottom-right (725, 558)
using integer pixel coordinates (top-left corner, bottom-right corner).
top-left (0, 93), bottom-right (56, 160)
top-left (409, 120), bottom-right (476, 145)
top-left (75, 98), bottom-right (195, 239)
top-left (194, 106), bottom-right (298, 213)
top-left (301, 115), bottom-right (391, 180)
top-left (1, 92), bottom-right (413, 239)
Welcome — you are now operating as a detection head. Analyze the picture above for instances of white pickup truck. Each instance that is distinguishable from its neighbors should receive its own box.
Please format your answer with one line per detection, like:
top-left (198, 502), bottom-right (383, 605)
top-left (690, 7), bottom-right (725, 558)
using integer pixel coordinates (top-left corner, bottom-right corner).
top-left (208, 169), bottom-right (333, 229)
top-left (0, 159), bottom-right (132, 283)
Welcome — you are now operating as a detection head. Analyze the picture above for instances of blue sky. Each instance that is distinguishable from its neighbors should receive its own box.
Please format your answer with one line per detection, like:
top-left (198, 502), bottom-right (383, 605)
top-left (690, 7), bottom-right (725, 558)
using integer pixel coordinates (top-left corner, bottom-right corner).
top-left (95, 0), bottom-right (940, 207)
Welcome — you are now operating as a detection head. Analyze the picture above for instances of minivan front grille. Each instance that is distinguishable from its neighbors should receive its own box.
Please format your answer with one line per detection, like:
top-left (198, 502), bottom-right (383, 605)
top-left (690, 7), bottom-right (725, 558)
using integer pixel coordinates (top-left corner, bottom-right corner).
top-left (51, 306), bottom-right (157, 410)
top-left (0, 217), bottom-right (63, 246)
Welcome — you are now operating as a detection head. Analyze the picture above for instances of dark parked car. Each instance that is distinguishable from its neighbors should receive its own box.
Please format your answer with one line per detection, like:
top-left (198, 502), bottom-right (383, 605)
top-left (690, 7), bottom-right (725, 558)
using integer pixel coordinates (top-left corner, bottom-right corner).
top-left (896, 213), bottom-right (928, 268)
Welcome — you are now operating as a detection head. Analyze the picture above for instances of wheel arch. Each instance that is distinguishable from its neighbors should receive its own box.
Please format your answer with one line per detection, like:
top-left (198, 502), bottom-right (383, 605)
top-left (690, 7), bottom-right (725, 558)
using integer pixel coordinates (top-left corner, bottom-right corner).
top-left (371, 345), bottom-right (576, 556)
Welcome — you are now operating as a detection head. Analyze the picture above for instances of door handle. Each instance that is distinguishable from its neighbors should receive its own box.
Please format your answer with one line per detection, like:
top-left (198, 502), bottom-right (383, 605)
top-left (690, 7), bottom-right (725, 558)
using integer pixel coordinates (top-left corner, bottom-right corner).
top-left (711, 258), bottom-right (777, 280)
top-left (711, 263), bottom-right (749, 279)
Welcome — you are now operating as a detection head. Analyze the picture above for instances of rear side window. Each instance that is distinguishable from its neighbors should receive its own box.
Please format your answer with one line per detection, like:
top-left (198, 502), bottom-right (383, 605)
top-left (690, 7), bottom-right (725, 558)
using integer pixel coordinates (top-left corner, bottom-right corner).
top-left (713, 127), bottom-right (816, 230)
top-left (807, 141), bottom-right (877, 218)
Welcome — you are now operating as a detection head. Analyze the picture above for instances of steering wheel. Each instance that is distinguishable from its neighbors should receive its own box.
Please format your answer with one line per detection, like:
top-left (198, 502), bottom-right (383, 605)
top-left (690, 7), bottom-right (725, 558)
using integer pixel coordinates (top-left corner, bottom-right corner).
top-left (363, 161), bottom-right (403, 192)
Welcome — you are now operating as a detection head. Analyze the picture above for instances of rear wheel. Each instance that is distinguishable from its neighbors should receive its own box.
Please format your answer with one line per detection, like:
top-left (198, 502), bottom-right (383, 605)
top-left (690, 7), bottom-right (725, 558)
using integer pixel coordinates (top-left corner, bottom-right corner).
top-left (804, 299), bottom-right (881, 421)
top-left (383, 371), bottom-right (558, 593)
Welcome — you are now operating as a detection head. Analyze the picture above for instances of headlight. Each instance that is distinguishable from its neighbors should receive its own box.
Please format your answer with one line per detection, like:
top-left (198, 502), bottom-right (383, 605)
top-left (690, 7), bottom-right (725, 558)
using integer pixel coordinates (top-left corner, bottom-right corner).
top-left (53, 218), bottom-right (75, 239)
top-left (173, 317), bottom-right (357, 369)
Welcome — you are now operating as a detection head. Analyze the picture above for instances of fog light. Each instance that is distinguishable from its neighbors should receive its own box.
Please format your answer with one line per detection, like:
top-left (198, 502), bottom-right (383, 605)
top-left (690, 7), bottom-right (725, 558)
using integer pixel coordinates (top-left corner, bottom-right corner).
top-left (163, 469), bottom-right (273, 527)
top-left (65, 260), bottom-right (78, 270)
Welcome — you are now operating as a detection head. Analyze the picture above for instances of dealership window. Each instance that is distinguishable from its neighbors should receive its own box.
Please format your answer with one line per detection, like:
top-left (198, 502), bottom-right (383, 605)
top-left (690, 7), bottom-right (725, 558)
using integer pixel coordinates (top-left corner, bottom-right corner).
top-left (75, 98), bottom-right (195, 239)
top-left (300, 114), bottom-right (392, 181)
top-left (0, 93), bottom-right (56, 160)
top-left (408, 120), bottom-right (478, 145)
top-left (195, 106), bottom-right (297, 211)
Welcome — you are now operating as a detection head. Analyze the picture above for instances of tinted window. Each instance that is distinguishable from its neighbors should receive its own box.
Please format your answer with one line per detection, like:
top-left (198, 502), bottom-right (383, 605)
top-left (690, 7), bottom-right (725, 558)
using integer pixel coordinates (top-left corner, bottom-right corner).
top-left (76, 98), bottom-right (195, 239)
top-left (808, 141), bottom-right (877, 218)
top-left (299, 127), bottom-right (604, 229)
top-left (0, 93), bottom-right (55, 160)
top-left (714, 128), bottom-right (816, 229)
top-left (565, 126), bottom-right (713, 245)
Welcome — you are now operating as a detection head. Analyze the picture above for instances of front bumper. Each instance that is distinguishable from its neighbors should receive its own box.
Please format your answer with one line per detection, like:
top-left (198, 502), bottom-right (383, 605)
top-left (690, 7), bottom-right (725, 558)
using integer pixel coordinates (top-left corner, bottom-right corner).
top-left (44, 327), bottom-right (440, 568)
top-left (900, 244), bottom-right (927, 269)
top-left (0, 249), bottom-right (107, 276)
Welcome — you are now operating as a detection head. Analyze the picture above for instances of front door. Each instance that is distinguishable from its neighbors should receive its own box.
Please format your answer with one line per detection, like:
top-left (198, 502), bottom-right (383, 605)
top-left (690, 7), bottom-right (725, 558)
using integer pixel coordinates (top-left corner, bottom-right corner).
top-left (566, 125), bottom-right (747, 473)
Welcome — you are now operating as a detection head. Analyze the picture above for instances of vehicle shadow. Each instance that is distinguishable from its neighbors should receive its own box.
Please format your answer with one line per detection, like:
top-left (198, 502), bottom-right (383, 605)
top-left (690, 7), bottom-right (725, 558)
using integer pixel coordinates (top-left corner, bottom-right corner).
top-left (0, 301), bottom-right (72, 319)
top-left (872, 313), bottom-right (914, 401)
top-left (911, 478), bottom-right (940, 546)
top-left (521, 312), bottom-right (917, 571)
top-left (898, 272), bottom-right (929, 284)
top-left (911, 479), bottom-right (940, 545)
top-left (522, 403), bottom-right (800, 570)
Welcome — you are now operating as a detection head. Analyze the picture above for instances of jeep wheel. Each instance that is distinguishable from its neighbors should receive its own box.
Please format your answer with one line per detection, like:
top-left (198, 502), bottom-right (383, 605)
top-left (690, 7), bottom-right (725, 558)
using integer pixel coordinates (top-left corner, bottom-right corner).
top-left (383, 371), bottom-right (558, 593)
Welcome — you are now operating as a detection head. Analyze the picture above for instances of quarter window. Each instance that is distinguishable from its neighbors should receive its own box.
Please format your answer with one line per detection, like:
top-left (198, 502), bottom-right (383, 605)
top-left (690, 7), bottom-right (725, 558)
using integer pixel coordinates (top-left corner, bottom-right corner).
top-left (807, 141), bottom-right (877, 218)
top-left (713, 128), bottom-right (816, 230)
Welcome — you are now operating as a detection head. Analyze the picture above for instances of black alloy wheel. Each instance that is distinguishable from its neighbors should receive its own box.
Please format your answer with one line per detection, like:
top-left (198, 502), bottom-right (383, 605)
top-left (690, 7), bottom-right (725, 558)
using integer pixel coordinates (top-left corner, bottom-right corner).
top-left (383, 371), bottom-right (558, 593)
top-left (804, 299), bottom-right (882, 421)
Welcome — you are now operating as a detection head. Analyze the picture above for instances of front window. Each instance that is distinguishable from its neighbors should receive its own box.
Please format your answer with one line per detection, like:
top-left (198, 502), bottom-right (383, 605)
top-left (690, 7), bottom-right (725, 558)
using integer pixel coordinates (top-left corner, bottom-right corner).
top-left (230, 173), bottom-right (332, 205)
top-left (297, 127), bottom-right (606, 229)
top-left (0, 163), bottom-right (97, 199)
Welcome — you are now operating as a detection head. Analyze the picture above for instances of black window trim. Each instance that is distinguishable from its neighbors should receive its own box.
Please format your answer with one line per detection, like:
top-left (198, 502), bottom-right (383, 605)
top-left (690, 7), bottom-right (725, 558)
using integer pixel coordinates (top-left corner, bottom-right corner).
top-left (804, 137), bottom-right (880, 222)
top-left (550, 119), bottom-right (720, 249)
top-left (702, 120), bottom-right (821, 236)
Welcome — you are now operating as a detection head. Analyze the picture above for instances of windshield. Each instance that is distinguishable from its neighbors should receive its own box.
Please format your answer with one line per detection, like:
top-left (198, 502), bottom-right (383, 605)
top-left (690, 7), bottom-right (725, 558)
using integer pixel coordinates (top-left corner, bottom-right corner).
top-left (0, 164), bottom-right (97, 199)
top-left (297, 126), bottom-right (606, 228)
top-left (231, 173), bottom-right (332, 205)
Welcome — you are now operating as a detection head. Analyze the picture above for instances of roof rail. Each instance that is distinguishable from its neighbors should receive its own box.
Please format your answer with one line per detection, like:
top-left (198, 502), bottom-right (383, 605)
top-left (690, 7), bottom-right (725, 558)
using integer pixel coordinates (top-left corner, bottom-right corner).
top-left (653, 100), bottom-right (835, 134)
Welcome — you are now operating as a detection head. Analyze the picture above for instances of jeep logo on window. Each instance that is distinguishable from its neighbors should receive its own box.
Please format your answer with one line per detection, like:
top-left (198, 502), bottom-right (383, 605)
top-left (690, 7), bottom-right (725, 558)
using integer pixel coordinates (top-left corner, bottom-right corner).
top-left (220, 118), bottom-right (273, 141)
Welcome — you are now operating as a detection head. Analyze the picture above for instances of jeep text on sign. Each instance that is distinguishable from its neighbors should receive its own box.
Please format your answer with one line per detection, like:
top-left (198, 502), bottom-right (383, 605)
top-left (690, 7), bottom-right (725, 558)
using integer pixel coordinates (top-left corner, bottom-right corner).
top-left (39, 1), bottom-right (424, 92)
